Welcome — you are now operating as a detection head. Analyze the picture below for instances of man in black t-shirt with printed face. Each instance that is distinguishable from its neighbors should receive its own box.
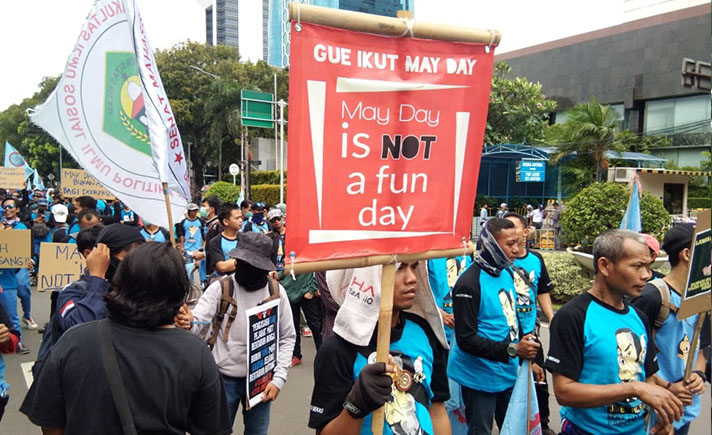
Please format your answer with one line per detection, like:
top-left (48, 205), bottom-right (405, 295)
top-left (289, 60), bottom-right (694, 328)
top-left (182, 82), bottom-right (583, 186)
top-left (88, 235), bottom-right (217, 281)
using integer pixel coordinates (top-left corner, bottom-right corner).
top-left (545, 230), bottom-right (683, 435)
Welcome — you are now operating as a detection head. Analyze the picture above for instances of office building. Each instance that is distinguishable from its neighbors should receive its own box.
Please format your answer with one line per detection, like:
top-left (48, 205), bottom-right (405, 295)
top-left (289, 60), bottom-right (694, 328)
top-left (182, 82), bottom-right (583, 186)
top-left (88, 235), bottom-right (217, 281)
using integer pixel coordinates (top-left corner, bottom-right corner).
top-left (496, 2), bottom-right (710, 167)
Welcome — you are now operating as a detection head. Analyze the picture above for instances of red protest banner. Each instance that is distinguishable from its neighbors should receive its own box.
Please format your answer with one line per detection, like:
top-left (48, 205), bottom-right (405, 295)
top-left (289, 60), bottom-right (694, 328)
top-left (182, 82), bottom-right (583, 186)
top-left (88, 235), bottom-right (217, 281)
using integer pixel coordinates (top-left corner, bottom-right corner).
top-left (286, 22), bottom-right (494, 263)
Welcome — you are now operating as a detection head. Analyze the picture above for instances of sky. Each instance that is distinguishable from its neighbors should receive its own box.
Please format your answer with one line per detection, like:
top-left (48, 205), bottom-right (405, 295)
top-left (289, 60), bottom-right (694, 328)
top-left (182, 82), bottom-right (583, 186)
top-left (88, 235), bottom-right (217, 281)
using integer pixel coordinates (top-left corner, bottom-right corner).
top-left (0, 0), bottom-right (627, 112)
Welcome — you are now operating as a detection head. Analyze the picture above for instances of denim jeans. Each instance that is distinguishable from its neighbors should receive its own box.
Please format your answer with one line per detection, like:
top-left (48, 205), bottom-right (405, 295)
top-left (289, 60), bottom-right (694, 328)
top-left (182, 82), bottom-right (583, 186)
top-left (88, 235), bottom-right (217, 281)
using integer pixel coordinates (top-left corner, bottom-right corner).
top-left (461, 385), bottom-right (512, 435)
top-left (222, 374), bottom-right (271, 435)
top-left (0, 288), bottom-right (20, 340)
top-left (16, 269), bottom-right (31, 319)
top-left (445, 378), bottom-right (468, 435)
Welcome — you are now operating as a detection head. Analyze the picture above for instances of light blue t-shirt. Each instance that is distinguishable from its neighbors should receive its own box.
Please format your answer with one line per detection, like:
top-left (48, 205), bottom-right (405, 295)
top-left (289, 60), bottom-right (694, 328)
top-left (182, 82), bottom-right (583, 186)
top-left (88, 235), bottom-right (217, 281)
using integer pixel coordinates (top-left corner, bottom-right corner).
top-left (547, 293), bottom-right (655, 434)
top-left (448, 265), bottom-right (520, 393)
top-left (181, 218), bottom-right (204, 253)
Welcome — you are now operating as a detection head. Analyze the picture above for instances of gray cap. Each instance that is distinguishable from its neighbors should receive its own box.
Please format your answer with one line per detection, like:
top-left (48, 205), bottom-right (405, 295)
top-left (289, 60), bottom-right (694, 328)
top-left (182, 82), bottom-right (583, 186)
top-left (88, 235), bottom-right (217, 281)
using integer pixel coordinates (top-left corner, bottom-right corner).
top-left (187, 203), bottom-right (199, 211)
top-left (228, 232), bottom-right (276, 271)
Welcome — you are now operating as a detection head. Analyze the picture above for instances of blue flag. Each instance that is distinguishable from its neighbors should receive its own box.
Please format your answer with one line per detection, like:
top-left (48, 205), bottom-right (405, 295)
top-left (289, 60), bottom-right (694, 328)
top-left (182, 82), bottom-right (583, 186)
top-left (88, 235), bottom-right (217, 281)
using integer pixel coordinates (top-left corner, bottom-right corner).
top-left (620, 179), bottom-right (642, 232)
top-left (32, 169), bottom-right (45, 191)
top-left (500, 360), bottom-right (542, 435)
top-left (4, 141), bottom-right (34, 180)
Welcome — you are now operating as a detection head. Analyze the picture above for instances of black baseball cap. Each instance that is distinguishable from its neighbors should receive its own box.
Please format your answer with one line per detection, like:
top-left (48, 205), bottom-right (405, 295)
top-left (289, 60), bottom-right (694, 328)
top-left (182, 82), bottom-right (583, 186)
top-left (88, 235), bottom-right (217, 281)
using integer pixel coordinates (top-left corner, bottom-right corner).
top-left (662, 223), bottom-right (695, 255)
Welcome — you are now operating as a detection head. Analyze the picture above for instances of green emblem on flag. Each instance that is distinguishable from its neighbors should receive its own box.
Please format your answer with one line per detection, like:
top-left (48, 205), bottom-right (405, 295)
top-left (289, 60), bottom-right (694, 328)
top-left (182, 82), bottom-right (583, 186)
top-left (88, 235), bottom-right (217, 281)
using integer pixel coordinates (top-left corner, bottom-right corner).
top-left (103, 52), bottom-right (152, 156)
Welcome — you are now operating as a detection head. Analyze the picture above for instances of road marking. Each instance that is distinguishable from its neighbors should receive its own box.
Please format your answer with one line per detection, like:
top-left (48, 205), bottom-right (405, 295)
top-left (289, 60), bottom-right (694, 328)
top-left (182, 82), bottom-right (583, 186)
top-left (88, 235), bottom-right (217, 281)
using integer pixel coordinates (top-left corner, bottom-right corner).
top-left (20, 362), bottom-right (34, 389)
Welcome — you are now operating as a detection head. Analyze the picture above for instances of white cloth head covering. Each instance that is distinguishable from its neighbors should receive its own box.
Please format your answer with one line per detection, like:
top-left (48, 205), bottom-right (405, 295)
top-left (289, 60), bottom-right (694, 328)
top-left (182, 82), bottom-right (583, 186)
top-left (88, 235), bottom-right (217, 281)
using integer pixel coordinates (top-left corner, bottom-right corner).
top-left (326, 261), bottom-right (448, 349)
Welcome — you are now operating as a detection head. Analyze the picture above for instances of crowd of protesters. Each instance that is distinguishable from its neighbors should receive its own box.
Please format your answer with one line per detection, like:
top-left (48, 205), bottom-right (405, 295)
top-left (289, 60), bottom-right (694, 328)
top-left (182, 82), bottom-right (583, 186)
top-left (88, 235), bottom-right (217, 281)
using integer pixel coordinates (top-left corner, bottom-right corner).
top-left (0, 185), bottom-right (708, 435)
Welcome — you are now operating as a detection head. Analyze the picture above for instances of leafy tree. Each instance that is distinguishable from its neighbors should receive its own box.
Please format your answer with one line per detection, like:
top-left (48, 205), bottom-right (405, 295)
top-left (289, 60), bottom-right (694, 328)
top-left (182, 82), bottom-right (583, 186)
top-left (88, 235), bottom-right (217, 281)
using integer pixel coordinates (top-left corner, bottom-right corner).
top-left (485, 62), bottom-right (557, 145)
top-left (560, 182), bottom-right (670, 248)
top-left (550, 97), bottom-right (624, 183)
top-left (616, 130), bottom-right (671, 153)
top-left (154, 42), bottom-right (289, 196)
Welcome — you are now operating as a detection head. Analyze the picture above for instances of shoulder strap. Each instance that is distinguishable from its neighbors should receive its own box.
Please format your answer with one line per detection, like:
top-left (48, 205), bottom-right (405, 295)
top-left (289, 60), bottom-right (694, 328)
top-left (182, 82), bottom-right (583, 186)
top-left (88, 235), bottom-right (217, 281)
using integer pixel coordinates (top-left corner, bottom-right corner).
top-left (261, 277), bottom-right (281, 304)
top-left (649, 279), bottom-right (678, 329)
top-left (97, 319), bottom-right (137, 435)
top-left (207, 276), bottom-right (238, 349)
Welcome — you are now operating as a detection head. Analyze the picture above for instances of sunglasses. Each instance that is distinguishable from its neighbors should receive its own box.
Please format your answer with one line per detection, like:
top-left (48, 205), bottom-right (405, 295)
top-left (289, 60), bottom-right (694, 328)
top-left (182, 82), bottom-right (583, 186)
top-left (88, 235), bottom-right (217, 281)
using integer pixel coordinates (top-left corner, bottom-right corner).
top-left (270, 217), bottom-right (281, 223)
top-left (2, 204), bottom-right (15, 210)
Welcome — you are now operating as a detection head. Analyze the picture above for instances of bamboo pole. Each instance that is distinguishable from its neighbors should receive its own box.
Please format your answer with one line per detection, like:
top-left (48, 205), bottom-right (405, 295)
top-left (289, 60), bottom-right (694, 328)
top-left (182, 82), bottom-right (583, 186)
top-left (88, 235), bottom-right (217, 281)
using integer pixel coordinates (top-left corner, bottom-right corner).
top-left (683, 311), bottom-right (707, 380)
top-left (371, 261), bottom-right (396, 434)
top-left (162, 182), bottom-right (176, 248)
top-left (288, 3), bottom-right (501, 45)
top-left (283, 243), bottom-right (473, 276)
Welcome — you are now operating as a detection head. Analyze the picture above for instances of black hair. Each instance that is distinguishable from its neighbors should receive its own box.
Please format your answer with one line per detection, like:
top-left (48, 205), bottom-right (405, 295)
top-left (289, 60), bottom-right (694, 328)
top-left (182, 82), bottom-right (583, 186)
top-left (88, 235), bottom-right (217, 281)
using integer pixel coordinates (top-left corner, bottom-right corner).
top-left (487, 217), bottom-right (515, 237)
top-left (219, 203), bottom-right (241, 226)
top-left (668, 245), bottom-right (688, 268)
top-left (77, 224), bottom-right (104, 253)
top-left (76, 195), bottom-right (98, 210)
top-left (202, 194), bottom-right (221, 212)
top-left (240, 200), bottom-right (251, 209)
top-left (592, 230), bottom-right (646, 274)
top-left (503, 212), bottom-right (527, 229)
top-left (77, 208), bottom-right (99, 222)
top-left (2, 197), bottom-right (19, 207)
top-left (105, 242), bottom-right (189, 329)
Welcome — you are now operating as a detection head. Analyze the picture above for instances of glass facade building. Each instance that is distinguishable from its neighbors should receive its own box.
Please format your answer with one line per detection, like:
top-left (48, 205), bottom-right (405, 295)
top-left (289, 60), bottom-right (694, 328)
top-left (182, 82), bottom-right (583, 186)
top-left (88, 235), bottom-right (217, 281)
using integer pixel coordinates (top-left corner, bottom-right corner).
top-left (266, 0), bottom-right (413, 68)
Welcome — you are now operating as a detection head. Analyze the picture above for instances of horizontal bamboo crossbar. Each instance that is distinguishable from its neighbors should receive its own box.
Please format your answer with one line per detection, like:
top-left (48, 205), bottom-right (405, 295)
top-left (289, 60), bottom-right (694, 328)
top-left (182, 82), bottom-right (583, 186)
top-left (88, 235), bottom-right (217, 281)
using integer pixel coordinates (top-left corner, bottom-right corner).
top-left (289, 3), bottom-right (501, 45)
top-left (284, 243), bottom-right (474, 275)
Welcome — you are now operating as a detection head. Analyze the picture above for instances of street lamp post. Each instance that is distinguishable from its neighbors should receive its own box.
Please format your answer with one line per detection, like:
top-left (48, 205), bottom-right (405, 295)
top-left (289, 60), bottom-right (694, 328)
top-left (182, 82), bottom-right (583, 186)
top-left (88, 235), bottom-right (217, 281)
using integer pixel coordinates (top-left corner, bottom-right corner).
top-left (190, 65), bottom-right (224, 180)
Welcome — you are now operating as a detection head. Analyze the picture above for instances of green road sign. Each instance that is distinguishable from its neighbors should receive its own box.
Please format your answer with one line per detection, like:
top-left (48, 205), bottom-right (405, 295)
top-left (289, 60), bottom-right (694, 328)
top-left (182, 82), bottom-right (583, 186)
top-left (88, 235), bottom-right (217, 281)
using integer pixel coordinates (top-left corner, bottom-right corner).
top-left (241, 90), bottom-right (274, 128)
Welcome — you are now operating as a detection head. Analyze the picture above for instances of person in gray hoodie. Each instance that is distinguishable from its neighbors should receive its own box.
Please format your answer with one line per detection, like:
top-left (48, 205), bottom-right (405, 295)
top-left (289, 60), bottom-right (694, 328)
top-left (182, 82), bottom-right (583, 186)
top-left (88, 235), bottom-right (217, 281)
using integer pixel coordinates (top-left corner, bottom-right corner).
top-left (176, 231), bottom-right (295, 434)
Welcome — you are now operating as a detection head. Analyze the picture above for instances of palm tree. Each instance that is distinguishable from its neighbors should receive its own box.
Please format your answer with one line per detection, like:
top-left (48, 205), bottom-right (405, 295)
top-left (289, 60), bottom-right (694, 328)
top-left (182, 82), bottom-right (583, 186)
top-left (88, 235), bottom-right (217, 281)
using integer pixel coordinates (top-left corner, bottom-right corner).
top-left (203, 79), bottom-right (243, 180)
top-left (550, 97), bottom-right (624, 182)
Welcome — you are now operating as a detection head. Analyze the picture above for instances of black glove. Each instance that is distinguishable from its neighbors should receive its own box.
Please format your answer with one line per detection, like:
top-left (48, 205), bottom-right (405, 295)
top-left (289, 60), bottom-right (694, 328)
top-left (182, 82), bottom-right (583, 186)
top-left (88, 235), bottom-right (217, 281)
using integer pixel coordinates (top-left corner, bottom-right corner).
top-left (343, 362), bottom-right (393, 418)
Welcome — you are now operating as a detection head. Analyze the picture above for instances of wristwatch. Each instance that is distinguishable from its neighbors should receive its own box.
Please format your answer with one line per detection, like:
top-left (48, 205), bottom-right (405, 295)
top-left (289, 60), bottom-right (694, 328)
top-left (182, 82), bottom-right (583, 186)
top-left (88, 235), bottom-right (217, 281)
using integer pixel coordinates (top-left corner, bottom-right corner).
top-left (507, 342), bottom-right (518, 358)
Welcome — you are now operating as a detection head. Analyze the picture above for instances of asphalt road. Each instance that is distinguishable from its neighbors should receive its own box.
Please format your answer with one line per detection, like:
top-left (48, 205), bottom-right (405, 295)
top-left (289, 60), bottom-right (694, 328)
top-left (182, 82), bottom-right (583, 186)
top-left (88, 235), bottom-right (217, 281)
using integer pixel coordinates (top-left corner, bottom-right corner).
top-left (2, 289), bottom-right (710, 434)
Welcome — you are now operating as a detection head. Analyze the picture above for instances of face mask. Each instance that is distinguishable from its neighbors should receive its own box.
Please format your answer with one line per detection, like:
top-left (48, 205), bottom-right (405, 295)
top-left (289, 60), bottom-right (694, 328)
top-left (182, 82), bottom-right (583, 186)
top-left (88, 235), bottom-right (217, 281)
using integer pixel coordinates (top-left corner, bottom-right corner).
top-left (235, 259), bottom-right (268, 291)
top-left (245, 211), bottom-right (253, 220)
top-left (198, 207), bottom-right (208, 219)
top-left (251, 212), bottom-right (264, 225)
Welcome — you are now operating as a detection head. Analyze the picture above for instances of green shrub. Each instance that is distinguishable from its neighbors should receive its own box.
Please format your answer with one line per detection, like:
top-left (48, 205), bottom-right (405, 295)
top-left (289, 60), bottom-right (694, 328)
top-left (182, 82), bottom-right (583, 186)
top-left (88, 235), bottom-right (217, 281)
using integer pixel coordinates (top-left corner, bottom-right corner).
top-left (688, 197), bottom-right (711, 209)
top-left (252, 170), bottom-right (285, 185)
top-left (250, 184), bottom-right (285, 205)
top-left (221, 170), bottom-right (286, 185)
top-left (206, 181), bottom-right (241, 204)
top-left (639, 192), bottom-right (671, 238)
top-left (560, 182), bottom-right (670, 247)
top-left (539, 251), bottom-right (593, 304)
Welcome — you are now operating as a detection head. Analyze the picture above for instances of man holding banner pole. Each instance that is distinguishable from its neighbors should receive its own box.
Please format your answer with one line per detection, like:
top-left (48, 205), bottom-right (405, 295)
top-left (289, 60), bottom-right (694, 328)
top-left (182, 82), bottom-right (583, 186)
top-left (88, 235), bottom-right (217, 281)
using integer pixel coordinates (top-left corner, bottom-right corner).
top-left (546, 230), bottom-right (683, 435)
top-left (632, 223), bottom-right (710, 434)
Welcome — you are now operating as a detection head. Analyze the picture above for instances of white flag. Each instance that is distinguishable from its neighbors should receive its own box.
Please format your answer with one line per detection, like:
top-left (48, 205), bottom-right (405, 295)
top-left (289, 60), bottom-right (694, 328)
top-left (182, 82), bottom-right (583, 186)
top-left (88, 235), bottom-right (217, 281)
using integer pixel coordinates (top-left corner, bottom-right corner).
top-left (29, 0), bottom-right (190, 228)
